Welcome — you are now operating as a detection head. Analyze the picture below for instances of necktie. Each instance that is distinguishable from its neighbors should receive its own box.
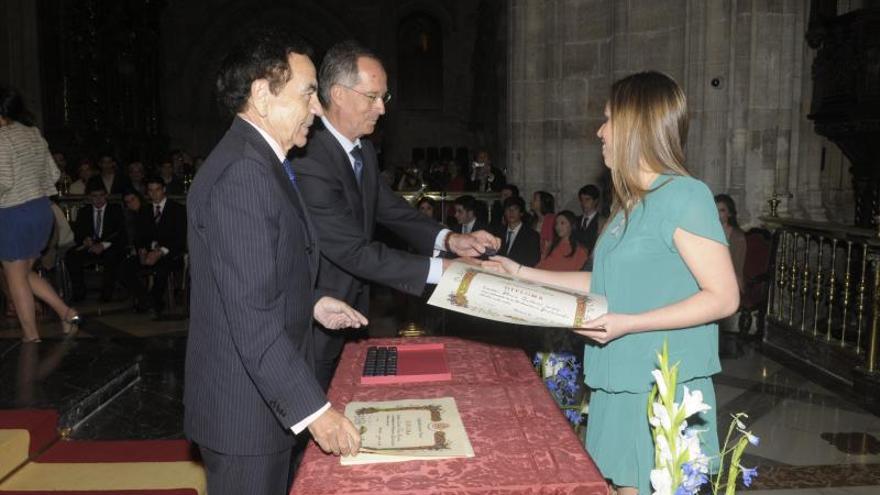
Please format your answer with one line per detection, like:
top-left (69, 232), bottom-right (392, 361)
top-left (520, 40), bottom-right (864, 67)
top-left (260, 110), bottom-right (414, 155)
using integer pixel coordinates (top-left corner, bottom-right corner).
top-left (350, 146), bottom-right (364, 186)
top-left (505, 230), bottom-right (514, 255)
top-left (94, 209), bottom-right (103, 238)
top-left (282, 159), bottom-right (296, 185)
top-left (154, 204), bottom-right (161, 223)
top-left (582, 216), bottom-right (588, 229)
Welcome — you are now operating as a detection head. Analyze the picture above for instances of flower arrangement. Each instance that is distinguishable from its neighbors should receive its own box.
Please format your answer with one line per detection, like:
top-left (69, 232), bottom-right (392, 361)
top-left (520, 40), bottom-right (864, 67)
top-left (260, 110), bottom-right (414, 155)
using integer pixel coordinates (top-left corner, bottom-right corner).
top-left (533, 351), bottom-right (589, 434)
top-left (649, 341), bottom-right (759, 495)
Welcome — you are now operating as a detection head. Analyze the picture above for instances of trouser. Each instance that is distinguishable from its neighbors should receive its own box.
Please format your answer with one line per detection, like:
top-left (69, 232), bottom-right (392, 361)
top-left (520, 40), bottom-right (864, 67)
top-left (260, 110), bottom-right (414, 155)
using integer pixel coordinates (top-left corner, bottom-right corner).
top-left (199, 446), bottom-right (291, 495)
top-left (65, 248), bottom-right (123, 300)
top-left (120, 255), bottom-right (181, 312)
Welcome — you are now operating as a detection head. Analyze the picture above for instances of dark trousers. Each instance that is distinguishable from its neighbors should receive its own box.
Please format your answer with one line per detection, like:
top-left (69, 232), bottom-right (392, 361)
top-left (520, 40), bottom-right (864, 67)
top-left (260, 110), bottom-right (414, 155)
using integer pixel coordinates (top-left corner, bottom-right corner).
top-left (65, 247), bottom-right (123, 300)
top-left (120, 255), bottom-right (181, 312)
top-left (199, 446), bottom-right (291, 495)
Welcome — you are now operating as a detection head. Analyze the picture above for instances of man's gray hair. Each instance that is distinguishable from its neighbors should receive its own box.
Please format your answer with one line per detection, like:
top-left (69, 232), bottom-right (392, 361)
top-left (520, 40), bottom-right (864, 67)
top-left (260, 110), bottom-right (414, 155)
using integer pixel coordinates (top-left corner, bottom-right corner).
top-left (318, 40), bottom-right (381, 107)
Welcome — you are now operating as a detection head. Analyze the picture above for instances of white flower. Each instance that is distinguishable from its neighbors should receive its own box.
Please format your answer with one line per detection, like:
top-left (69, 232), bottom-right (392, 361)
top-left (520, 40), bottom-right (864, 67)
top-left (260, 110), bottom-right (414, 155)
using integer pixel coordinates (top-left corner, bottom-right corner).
top-left (680, 386), bottom-right (711, 418)
top-left (681, 428), bottom-right (703, 462)
top-left (650, 402), bottom-right (672, 430)
top-left (731, 413), bottom-right (748, 430)
top-left (656, 433), bottom-right (673, 464)
top-left (650, 468), bottom-right (672, 495)
top-left (652, 369), bottom-right (668, 396)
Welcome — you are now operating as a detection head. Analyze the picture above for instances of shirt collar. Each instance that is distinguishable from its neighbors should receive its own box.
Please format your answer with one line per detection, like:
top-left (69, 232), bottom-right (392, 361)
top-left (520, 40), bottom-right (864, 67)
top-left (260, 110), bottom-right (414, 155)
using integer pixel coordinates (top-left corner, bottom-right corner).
top-left (154, 198), bottom-right (167, 210)
top-left (321, 115), bottom-right (361, 154)
top-left (507, 222), bottom-right (523, 234)
top-left (240, 116), bottom-right (287, 163)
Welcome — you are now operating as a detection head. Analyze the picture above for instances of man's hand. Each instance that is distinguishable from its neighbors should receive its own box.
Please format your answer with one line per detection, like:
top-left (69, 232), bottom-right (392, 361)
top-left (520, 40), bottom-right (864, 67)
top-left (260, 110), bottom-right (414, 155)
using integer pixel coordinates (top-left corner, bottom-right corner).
top-left (314, 296), bottom-right (368, 330)
top-left (447, 230), bottom-right (500, 257)
top-left (88, 243), bottom-right (105, 255)
top-left (143, 250), bottom-right (162, 266)
top-left (307, 408), bottom-right (361, 456)
top-left (83, 237), bottom-right (94, 248)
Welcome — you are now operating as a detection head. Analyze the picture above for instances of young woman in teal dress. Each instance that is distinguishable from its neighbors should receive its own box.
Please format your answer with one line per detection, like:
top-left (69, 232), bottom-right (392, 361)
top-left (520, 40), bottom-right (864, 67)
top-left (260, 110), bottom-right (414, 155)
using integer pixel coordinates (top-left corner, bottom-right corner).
top-left (483, 71), bottom-right (739, 494)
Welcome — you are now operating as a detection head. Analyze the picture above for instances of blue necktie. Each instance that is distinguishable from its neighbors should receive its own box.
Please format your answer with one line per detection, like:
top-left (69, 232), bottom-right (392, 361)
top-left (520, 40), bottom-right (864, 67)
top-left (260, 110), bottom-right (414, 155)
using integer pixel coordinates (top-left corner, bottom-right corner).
top-left (349, 146), bottom-right (364, 186)
top-left (282, 158), bottom-right (296, 185)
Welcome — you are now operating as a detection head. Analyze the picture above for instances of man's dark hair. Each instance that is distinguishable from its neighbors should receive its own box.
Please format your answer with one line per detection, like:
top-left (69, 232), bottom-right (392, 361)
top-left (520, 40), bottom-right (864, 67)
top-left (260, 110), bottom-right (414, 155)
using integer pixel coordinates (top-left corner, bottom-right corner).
top-left (578, 184), bottom-right (600, 200)
top-left (501, 184), bottom-right (520, 197)
top-left (318, 40), bottom-right (381, 107)
top-left (503, 196), bottom-right (526, 214)
top-left (145, 176), bottom-right (166, 189)
top-left (216, 29), bottom-right (314, 114)
top-left (85, 180), bottom-right (107, 195)
top-left (454, 194), bottom-right (477, 213)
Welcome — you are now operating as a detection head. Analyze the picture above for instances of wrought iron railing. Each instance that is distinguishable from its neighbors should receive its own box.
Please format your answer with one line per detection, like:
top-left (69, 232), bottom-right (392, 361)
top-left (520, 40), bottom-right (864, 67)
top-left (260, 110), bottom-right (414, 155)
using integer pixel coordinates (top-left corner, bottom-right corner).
top-left (762, 217), bottom-right (879, 383)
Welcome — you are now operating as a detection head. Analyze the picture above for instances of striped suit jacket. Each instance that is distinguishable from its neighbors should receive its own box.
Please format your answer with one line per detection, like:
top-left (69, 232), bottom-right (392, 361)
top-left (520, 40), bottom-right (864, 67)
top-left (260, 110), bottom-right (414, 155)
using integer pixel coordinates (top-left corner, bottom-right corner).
top-left (184, 116), bottom-right (325, 455)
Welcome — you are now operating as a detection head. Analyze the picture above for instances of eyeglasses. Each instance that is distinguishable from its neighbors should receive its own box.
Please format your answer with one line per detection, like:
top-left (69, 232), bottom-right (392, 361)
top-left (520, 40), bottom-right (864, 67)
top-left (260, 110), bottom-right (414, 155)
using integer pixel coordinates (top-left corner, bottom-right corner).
top-left (341, 85), bottom-right (392, 105)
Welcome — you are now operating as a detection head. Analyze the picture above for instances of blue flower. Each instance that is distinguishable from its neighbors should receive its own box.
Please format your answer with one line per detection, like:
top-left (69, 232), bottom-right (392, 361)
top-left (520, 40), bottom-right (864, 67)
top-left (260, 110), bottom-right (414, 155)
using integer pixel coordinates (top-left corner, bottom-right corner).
top-left (679, 461), bottom-right (709, 494)
top-left (545, 379), bottom-right (559, 392)
top-left (746, 432), bottom-right (760, 446)
top-left (740, 465), bottom-right (758, 487)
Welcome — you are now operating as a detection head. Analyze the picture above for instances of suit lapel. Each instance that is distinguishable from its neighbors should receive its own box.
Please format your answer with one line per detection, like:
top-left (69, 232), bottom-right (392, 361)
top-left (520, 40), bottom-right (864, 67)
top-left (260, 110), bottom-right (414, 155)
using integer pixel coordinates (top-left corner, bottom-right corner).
top-left (231, 118), bottom-right (319, 281)
top-left (359, 140), bottom-right (377, 235)
top-left (314, 127), bottom-right (367, 229)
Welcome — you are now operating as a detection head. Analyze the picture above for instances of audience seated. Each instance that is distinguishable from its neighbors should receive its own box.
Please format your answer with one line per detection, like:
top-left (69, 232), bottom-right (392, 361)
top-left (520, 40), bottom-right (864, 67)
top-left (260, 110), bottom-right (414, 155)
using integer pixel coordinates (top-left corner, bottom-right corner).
top-left (573, 184), bottom-right (605, 257)
top-left (87, 154), bottom-right (128, 194)
top-left (530, 190), bottom-right (556, 256)
top-left (495, 196), bottom-right (541, 267)
top-left (65, 182), bottom-right (127, 302)
top-left (120, 177), bottom-right (187, 317)
top-left (158, 159), bottom-right (186, 195)
top-left (536, 210), bottom-right (588, 271)
top-left (490, 184), bottom-right (519, 229)
top-left (452, 195), bottom-right (487, 234)
top-left (121, 189), bottom-right (154, 255)
top-left (467, 150), bottom-right (506, 192)
top-left (126, 161), bottom-right (147, 195)
top-left (68, 160), bottom-right (95, 195)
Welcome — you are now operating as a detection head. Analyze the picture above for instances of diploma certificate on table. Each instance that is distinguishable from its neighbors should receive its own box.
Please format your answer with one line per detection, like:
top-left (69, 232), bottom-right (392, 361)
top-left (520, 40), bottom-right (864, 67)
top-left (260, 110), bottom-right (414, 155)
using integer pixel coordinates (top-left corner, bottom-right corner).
top-left (341, 397), bottom-right (474, 465)
top-left (427, 262), bottom-right (607, 327)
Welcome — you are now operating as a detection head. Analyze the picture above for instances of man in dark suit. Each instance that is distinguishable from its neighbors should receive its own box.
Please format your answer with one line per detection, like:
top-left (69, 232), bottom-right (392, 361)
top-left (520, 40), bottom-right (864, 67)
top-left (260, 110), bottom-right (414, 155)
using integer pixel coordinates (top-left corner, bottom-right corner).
top-left (66, 181), bottom-right (126, 301)
top-left (184, 31), bottom-right (365, 495)
top-left (495, 196), bottom-right (541, 268)
top-left (573, 184), bottom-right (604, 256)
top-left (452, 194), bottom-right (488, 234)
top-left (294, 40), bottom-right (498, 390)
top-left (118, 176), bottom-right (186, 317)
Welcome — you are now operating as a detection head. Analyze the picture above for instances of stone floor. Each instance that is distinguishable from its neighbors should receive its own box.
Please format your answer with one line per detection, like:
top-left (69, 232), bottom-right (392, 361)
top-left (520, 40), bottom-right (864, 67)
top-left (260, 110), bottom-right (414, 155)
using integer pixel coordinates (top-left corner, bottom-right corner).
top-left (2, 288), bottom-right (879, 493)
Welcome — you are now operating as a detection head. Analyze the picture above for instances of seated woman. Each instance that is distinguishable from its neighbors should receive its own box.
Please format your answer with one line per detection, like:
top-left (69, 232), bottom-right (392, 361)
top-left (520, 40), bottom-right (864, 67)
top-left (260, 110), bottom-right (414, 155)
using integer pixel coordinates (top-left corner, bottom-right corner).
top-left (484, 71), bottom-right (738, 495)
top-left (536, 210), bottom-right (588, 271)
top-left (715, 193), bottom-right (746, 333)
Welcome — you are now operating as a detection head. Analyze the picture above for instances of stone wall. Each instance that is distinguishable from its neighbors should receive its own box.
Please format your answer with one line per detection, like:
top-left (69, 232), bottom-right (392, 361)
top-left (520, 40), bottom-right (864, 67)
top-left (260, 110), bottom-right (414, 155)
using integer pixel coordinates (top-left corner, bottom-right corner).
top-left (508, 0), bottom-right (854, 226)
top-left (0, 0), bottom-right (42, 127)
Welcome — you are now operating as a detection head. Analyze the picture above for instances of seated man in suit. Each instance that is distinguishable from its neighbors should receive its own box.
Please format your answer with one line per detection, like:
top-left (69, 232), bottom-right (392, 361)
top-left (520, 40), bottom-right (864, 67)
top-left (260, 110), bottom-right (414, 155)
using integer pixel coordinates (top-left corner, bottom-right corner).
top-left (490, 183), bottom-right (519, 229)
top-left (120, 176), bottom-right (187, 317)
top-left (66, 181), bottom-right (126, 301)
top-left (452, 195), bottom-right (487, 234)
top-left (495, 196), bottom-right (541, 268)
top-left (573, 184), bottom-right (605, 257)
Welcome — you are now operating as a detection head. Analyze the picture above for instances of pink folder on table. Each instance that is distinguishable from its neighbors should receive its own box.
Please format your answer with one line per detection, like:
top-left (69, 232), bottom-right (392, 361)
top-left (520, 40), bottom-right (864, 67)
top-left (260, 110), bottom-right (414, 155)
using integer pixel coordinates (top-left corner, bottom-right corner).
top-left (360, 343), bottom-right (452, 385)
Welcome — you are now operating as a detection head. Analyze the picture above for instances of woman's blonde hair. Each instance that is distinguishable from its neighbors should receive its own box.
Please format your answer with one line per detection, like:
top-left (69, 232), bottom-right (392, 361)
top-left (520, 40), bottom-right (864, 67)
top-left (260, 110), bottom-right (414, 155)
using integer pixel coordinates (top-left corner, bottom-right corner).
top-left (607, 71), bottom-right (690, 220)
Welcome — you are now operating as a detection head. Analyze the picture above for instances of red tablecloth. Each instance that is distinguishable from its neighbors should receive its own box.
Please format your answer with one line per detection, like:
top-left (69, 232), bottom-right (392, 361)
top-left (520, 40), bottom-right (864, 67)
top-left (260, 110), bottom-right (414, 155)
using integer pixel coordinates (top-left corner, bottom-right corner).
top-left (292, 337), bottom-right (609, 494)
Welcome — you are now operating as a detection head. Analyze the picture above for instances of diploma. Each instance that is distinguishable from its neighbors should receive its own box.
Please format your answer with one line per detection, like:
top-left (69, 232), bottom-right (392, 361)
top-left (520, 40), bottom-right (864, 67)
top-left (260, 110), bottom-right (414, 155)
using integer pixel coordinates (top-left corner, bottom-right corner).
top-left (341, 397), bottom-right (474, 465)
top-left (427, 262), bottom-right (607, 327)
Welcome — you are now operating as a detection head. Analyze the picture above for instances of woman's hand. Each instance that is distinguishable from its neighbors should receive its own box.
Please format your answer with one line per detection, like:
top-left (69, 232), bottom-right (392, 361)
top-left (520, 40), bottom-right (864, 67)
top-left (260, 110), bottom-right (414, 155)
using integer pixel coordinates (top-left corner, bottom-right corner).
top-left (574, 312), bottom-right (636, 344)
top-left (481, 255), bottom-right (520, 276)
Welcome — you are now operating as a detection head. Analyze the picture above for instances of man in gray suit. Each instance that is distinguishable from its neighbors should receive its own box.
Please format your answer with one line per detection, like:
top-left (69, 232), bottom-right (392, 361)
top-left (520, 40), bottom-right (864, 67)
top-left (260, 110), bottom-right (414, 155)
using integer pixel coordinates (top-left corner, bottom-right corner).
top-left (185, 31), bottom-right (366, 495)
